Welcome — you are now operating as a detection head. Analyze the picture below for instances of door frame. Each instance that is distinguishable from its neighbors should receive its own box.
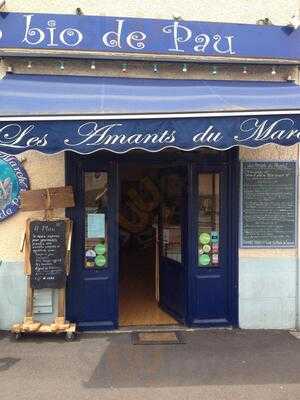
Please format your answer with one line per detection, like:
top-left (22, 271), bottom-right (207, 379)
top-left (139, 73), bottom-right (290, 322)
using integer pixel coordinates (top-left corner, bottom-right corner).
top-left (65, 149), bottom-right (239, 329)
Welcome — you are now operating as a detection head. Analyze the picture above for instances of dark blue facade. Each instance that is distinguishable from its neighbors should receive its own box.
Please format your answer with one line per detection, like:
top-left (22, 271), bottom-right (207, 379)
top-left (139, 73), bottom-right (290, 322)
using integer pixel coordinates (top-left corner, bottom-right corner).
top-left (65, 149), bottom-right (239, 330)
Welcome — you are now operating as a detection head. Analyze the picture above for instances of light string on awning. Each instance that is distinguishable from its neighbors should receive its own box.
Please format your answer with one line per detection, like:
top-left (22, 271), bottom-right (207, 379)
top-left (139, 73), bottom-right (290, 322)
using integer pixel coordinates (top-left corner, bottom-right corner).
top-left (0, 57), bottom-right (296, 82)
top-left (90, 60), bottom-right (96, 70)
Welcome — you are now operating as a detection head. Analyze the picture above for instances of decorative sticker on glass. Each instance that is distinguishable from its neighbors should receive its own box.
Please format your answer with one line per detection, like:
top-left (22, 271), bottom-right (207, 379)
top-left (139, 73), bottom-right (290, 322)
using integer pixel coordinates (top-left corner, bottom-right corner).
top-left (199, 254), bottom-right (211, 266)
top-left (211, 231), bottom-right (219, 243)
top-left (199, 232), bottom-right (211, 245)
top-left (202, 244), bottom-right (211, 253)
top-left (198, 230), bottom-right (220, 267)
top-left (212, 254), bottom-right (219, 264)
top-left (95, 254), bottom-right (106, 267)
top-left (212, 243), bottom-right (219, 253)
top-left (95, 243), bottom-right (106, 255)
top-left (85, 249), bottom-right (96, 268)
top-left (198, 173), bottom-right (220, 267)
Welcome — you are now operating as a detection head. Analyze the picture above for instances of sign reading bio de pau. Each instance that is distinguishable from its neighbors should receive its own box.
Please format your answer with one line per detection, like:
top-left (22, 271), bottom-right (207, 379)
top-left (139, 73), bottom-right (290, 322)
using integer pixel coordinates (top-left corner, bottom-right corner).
top-left (24, 218), bottom-right (73, 289)
top-left (0, 152), bottom-right (29, 221)
top-left (1, 12), bottom-right (300, 61)
top-left (240, 161), bottom-right (296, 248)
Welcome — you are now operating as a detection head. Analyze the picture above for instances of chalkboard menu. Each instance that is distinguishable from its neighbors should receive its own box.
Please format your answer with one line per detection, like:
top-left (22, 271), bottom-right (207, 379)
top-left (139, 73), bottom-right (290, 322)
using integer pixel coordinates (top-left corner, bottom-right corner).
top-left (241, 161), bottom-right (296, 247)
top-left (30, 220), bottom-right (67, 289)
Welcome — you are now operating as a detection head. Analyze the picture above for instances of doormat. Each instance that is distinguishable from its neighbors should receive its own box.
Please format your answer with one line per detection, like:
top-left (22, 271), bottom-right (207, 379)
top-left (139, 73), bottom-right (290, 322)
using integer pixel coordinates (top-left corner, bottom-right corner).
top-left (132, 331), bottom-right (185, 345)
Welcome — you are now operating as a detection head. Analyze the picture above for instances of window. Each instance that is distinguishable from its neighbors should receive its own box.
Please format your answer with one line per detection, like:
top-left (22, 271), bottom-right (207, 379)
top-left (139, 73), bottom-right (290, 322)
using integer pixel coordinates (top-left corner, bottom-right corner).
top-left (198, 173), bottom-right (220, 267)
top-left (161, 172), bottom-right (183, 263)
top-left (84, 172), bottom-right (108, 269)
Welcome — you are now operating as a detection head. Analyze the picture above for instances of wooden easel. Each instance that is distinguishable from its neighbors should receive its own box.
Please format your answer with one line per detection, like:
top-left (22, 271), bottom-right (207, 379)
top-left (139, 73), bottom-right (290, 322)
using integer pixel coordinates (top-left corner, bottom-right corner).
top-left (11, 187), bottom-right (76, 340)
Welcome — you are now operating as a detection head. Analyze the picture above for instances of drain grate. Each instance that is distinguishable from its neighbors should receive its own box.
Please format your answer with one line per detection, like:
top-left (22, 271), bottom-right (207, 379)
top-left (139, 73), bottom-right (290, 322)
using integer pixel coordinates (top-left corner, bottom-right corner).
top-left (132, 331), bottom-right (185, 345)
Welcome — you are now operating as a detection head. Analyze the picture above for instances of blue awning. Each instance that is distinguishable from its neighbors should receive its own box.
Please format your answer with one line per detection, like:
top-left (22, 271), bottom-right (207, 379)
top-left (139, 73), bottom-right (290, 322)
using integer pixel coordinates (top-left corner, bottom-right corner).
top-left (0, 74), bottom-right (300, 154)
top-left (1, 74), bottom-right (300, 116)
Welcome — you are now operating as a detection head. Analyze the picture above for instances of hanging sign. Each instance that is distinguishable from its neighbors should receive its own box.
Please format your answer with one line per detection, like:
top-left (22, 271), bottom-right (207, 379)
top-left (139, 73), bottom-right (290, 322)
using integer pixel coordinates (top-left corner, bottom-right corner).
top-left (2, 114), bottom-right (300, 155)
top-left (0, 12), bottom-right (300, 61)
top-left (0, 152), bottom-right (29, 221)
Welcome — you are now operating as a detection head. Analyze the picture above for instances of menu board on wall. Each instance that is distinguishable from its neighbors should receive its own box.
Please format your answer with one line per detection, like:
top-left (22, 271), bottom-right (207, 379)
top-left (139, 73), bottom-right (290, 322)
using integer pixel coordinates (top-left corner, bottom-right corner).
top-left (241, 161), bottom-right (296, 248)
top-left (29, 220), bottom-right (67, 289)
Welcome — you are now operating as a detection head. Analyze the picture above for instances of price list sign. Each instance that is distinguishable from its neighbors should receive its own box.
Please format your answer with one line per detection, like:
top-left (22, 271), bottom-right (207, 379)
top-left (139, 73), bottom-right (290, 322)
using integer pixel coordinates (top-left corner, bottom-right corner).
top-left (241, 161), bottom-right (296, 248)
top-left (29, 220), bottom-right (67, 289)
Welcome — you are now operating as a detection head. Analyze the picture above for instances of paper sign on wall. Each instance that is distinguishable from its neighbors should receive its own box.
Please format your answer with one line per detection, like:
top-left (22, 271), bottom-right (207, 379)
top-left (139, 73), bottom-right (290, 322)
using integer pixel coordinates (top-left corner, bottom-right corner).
top-left (87, 213), bottom-right (105, 238)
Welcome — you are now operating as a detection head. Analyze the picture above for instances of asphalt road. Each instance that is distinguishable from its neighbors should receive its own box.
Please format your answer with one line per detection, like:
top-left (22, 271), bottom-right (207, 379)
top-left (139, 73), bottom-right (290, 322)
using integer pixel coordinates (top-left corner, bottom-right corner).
top-left (0, 329), bottom-right (300, 400)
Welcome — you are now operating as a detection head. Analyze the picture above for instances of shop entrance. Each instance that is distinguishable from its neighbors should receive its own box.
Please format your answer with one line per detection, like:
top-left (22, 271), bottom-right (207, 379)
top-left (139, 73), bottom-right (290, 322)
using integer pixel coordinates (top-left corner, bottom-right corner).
top-left (66, 149), bottom-right (239, 331)
top-left (118, 164), bottom-right (186, 326)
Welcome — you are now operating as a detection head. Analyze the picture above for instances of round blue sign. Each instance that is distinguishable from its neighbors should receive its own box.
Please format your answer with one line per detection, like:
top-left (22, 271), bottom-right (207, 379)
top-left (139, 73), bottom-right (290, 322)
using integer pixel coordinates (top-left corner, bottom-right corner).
top-left (0, 152), bottom-right (29, 221)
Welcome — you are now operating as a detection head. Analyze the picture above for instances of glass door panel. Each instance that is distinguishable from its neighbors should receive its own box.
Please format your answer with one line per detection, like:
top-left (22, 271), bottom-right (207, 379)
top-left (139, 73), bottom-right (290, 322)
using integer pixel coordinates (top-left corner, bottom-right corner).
top-left (161, 172), bottom-right (183, 264)
top-left (84, 172), bottom-right (108, 269)
top-left (198, 173), bottom-right (220, 268)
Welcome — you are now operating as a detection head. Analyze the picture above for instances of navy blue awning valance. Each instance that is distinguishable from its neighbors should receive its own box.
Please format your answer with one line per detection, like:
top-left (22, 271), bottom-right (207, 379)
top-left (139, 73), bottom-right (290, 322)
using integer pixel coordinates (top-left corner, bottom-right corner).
top-left (1, 74), bottom-right (300, 154)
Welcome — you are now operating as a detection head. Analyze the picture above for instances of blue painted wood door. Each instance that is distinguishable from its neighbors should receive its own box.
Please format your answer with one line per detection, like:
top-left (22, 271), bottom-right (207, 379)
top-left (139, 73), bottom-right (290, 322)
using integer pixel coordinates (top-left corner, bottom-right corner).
top-left (67, 159), bottom-right (118, 331)
top-left (187, 164), bottom-right (234, 326)
top-left (158, 167), bottom-right (187, 323)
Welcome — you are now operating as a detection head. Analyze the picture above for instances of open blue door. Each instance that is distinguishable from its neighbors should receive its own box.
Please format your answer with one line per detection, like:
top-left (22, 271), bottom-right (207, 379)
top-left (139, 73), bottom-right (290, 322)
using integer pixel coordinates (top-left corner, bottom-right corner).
top-left (158, 167), bottom-right (187, 323)
top-left (67, 159), bottom-right (119, 331)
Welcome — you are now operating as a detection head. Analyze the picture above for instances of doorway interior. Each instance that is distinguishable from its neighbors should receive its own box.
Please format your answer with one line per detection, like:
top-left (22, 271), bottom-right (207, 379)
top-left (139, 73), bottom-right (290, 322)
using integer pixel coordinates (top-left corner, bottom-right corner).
top-left (118, 163), bottom-right (182, 327)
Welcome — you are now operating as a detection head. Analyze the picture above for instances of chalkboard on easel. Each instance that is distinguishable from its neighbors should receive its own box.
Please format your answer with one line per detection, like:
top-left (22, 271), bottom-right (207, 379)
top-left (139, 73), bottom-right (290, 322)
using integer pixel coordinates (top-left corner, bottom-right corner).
top-left (29, 220), bottom-right (67, 289)
top-left (241, 161), bottom-right (297, 248)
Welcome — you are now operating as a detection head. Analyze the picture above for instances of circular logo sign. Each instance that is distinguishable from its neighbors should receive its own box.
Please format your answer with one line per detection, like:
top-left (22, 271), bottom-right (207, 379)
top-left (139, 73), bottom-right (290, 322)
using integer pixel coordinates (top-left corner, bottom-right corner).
top-left (95, 243), bottom-right (106, 255)
top-left (95, 255), bottom-right (106, 267)
top-left (199, 254), bottom-right (211, 266)
top-left (0, 153), bottom-right (29, 221)
top-left (199, 232), bottom-right (211, 245)
top-left (202, 244), bottom-right (211, 253)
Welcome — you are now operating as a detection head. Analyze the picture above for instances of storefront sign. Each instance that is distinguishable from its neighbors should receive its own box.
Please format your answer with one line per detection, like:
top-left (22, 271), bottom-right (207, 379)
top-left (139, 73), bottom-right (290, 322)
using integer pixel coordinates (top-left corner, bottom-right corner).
top-left (0, 12), bottom-right (300, 61)
top-left (241, 161), bottom-right (296, 247)
top-left (0, 152), bottom-right (29, 220)
top-left (2, 114), bottom-right (300, 154)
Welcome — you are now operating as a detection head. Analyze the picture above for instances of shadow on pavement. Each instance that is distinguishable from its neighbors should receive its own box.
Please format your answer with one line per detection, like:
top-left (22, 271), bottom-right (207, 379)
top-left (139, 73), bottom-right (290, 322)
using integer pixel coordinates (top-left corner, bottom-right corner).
top-left (0, 357), bottom-right (20, 372)
top-left (83, 330), bottom-right (300, 388)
